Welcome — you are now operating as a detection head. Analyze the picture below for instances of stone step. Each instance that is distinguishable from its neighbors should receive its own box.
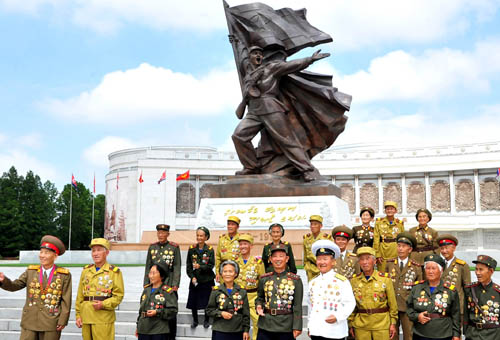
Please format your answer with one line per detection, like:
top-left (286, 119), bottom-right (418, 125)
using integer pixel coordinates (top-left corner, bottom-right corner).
top-left (0, 331), bottom-right (206, 340)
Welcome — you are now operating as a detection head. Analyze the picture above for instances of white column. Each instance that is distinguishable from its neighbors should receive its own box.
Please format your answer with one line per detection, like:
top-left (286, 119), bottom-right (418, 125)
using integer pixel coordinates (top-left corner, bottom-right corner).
top-left (402, 174), bottom-right (407, 215)
top-left (425, 173), bottom-right (431, 209)
top-left (195, 175), bottom-right (200, 214)
top-left (166, 172), bottom-right (177, 229)
top-left (449, 171), bottom-right (456, 214)
top-left (332, 176), bottom-right (336, 185)
top-left (135, 170), bottom-right (142, 243)
top-left (355, 176), bottom-right (360, 215)
top-left (474, 169), bottom-right (481, 214)
top-left (378, 175), bottom-right (383, 214)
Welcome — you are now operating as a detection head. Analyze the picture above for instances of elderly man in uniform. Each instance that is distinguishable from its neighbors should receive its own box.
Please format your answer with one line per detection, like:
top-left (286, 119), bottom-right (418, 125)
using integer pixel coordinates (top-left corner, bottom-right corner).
top-left (76, 238), bottom-right (124, 340)
top-left (308, 239), bottom-right (355, 340)
top-left (303, 215), bottom-right (332, 281)
top-left (463, 255), bottom-right (500, 340)
top-left (144, 223), bottom-right (181, 340)
top-left (0, 235), bottom-right (71, 340)
top-left (262, 223), bottom-right (296, 274)
top-left (216, 216), bottom-right (241, 282)
top-left (255, 243), bottom-right (303, 340)
top-left (437, 234), bottom-right (471, 326)
top-left (349, 247), bottom-right (398, 340)
top-left (373, 201), bottom-right (405, 272)
top-left (236, 233), bottom-right (266, 340)
top-left (332, 225), bottom-right (360, 280)
top-left (385, 232), bottom-right (423, 340)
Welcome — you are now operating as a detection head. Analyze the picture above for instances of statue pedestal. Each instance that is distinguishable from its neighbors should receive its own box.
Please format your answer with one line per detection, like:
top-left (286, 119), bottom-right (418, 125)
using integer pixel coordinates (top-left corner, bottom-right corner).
top-left (196, 175), bottom-right (350, 230)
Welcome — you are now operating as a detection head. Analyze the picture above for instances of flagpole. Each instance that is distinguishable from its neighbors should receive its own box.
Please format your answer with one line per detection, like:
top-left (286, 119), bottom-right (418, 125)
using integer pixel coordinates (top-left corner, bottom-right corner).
top-left (163, 172), bottom-right (166, 223)
top-left (92, 172), bottom-right (95, 238)
top-left (69, 183), bottom-right (73, 251)
top-left (139, 177), bottom-right (143, 241)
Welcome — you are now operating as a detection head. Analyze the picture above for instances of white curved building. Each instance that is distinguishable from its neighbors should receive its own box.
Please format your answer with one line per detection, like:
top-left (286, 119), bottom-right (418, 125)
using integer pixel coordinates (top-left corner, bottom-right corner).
top-left (105, 141), bottom-right (500, 251)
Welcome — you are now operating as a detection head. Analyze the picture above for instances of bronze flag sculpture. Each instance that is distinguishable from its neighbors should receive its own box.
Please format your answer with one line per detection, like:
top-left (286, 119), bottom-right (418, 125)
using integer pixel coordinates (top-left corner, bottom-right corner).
top-left (224, 1), bottom-right (352, 182)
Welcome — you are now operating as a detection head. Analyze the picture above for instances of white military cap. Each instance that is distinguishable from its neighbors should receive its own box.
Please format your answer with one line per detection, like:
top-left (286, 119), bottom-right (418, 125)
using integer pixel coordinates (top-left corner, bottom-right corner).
top-left (311, 239), bottom-right (340, 259)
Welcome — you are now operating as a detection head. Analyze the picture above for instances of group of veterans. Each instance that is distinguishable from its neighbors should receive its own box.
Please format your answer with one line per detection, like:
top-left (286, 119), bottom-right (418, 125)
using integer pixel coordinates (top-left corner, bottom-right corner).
top-left (0, 200), bottom-right (498, 340)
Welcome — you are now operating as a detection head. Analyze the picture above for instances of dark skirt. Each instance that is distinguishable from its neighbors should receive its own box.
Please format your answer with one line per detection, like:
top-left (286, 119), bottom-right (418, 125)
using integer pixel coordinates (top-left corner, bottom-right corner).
top-left (213, 330), bottom-right (244, 340)
top-left (187, 280), bottom-right (214, 310)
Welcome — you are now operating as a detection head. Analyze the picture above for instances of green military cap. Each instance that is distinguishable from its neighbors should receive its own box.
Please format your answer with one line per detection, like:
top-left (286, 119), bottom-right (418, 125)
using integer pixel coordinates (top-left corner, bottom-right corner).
top-left (357, 246), bottom-right (376, 257)
top-left (227, 215), bottom-right (241, 225)
top-left (309, 215), bottom-right (323, 223)
top-left (238, 233), bottom-right (254, 244)
top-left (397, 231), bottom-right (417, 248)
top-left (360, 206), bottom-right (375, 218)
top-left (415, 208), bottom-right (432, 222)
top-left (196, 226), bottom-right (210, 240)
top-left (89, 238), bottom-right (110, 250)
top-left (473, 255), bottom-right (497, 269)
top-left (156, 224), bottom-right (170, 231)
top-left (40, 235), bottom-right (66, 256)
top-left (424, 254), bottom-right (446, 268)
top-left (332, 225), bottom-right (353, 240)
top-left (269, 242), bottom-right (288, 255)
top-left (436, 234), bottom-right (458, 247)
top-left (269, 223), bottom-right (285, 236)
top-left (384, 200), bottom-right (398, 209)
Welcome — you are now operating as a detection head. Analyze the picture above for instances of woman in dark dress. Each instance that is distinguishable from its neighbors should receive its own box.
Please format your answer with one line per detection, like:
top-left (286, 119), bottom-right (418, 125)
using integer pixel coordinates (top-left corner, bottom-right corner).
top-left (352, 206), bottom-right (375, 254)
top-left (186, 226), bottom-right (215, 328)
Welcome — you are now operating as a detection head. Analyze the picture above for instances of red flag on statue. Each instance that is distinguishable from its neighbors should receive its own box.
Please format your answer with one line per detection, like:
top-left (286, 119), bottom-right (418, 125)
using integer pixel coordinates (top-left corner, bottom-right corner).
top-left (176, 170), bottom-right (190, 181)
top-left (139, 171), bottom-right (144, 183)
top-left (158, 171), bottom-right (166, 184)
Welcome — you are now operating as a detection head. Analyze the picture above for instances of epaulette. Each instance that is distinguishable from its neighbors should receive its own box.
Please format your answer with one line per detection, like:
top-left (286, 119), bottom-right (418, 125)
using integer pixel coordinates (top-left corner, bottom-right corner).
top-left (266, 242), bottom-right (272, 246)
top-left (493, 283), bottom-right (500, 293)
top-left (414, 280), bottom-right (426, 285)
top-left (212, 285), bottom-right (219, 290)
top-left (220, 233), bottom-right (226, 238)
top-left (284, 241), bottom-right (289, 245)
top-left (109, 265), bottom-right (120, 273)
top-left (388, 257), bottom-right (398, 264)
top-left (208, 246), bottom-right (213, 250)
top-left (304, 233), bottom-right (310, 238)
top-left (347, 253), bottom-right (357, 258)
top-left (162, 285), bottom-right (174, 293)
top-left (335, 273), bottom-right (347, 281)
top-left (464, 282), bottom-right (480, 289)
top-left (455, 259), bottom-right (466, 265)
top-left (410, 260), bottom-right (422, 267)
top-left (443, 282), bottom-right (456, 291)
top-left (376, 217), bottom-right (381, 221)
top-left (287, 272), bottom-right (300, 280)
top-left (169, 241), bottom-right (178, 247)
top-left (261, 272), bottom-right (274, 278)
top-left (143, 283), bottom-right (152, 289)
top-left (56, 267), bottom-right (69, 274)
top-left (352, 273), bottom-right (358, 279)
top-left (396, 218), bottom-right (401, 223)
top-left (28, 265), bottom-right (40, 270)
top-left (84, 264), bottom-right (94, 269)
top-left (323, 233), bottom-right (328, 238)
top-left (190, 244), bottom-right (195, 249)
top-left (378, 272), bottom-right (389, 278)
top-left (255, 256), bottom-right (262, 263)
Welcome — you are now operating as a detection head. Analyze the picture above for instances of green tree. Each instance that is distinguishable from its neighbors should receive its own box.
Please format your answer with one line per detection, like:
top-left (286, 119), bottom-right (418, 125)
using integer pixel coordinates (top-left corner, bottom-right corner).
top-left (0, 167), bottom-right (24, 257)
top-left (92, 194), bottom-right (106, 238)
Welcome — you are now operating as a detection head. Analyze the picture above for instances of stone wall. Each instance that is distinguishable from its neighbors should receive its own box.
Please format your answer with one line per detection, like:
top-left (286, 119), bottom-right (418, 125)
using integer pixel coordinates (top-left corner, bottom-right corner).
top-left (431, 180), bottom-right (451, 212)
top-left (480, 178), bottom-right (500, 210)
top-left (407, 181), bottom-right (425, 213)
top-left (340, 183), bottom-right (355, 214)
top-left (455, 179), bottom-right (475, 211)
top-left (383, 182), bottom-right (402, 213)
top-left (176, 183), bottom-right (196, 214)
top-left (360, 183), bottom-right (379, 213)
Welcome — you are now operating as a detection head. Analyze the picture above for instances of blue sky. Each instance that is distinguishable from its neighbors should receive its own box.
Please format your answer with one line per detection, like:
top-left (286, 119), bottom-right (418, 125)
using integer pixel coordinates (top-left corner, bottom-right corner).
top-left (1, 0), bottom-right (500, 193)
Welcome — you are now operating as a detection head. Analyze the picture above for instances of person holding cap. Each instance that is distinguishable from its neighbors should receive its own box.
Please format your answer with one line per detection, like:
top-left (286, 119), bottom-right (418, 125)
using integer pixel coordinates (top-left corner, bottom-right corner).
top-left (349, 247), bottom-right (398, 340)
top-left (352, 207), bottom-right (375, 254)
top-left (0, 235), bottom-right (72, 340)
top-left (332, 225), bottom-right (360, 280)
top-left (406, 254), bottom-right (461, 340)
top-left (308, 240), bottom-right (355, 340)
top-left (373, 201), bottom-right (405, 272)
top-left (463, 255), bottom-right (500, 340)
top-left (236, 234), bottom-right (265, 340)
top-left (437, 234), bottom-right (471, 324)
top-left (385, 231), bottom-right (423, 340)
top-left (409, 208), bottom-right (439, 265)
top-left (206, 260), bottom-right (250, 340)
top-left (303, 215), bottom-right (332, 281)
top-left (216, 216), bottom-right (242, 282)
top-left (255, 243), bottom-right (303, 340)
top-left (75, 238), bottom-right (125, 340)
top-left (262, 223), bottom-right (296, 274)
top-left (186, 226), bottom-right (215, 329)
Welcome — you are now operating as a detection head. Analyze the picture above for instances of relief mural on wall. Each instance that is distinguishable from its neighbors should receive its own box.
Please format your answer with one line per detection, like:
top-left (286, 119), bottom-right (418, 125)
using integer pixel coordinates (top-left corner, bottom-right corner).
top-left (406, 181), bottom-right (425, 213)
top-left (340, 183), bottom-right (355, 214)
top-left (176, 183), bottom-right (196, 214)
top-left (383, 182), bottom-right (402, 213)
top-left (360, 182), bottom-right (379, 214)
top-left (431, 180), bottom-right (451, 212)
top-left (480, 178), bottom-right (500, 211)
top-left (455, 179), bottom-right (475, 211)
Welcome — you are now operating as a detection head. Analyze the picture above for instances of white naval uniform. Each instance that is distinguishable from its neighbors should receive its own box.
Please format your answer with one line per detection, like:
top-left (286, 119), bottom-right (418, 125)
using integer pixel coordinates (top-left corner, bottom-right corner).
top-left (307, 269), bottom-right (356, 339)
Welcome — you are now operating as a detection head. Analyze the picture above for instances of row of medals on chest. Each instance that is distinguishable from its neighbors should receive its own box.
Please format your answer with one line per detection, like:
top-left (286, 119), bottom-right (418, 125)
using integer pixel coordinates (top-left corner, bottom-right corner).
top-left (151, 249), bottom-right (175, 264)
top-left (191, 253), bottom-right (209, 265)
top-left (143, 292), bottom-right (166, 311)
top-left (264, 278), bottom-right (294, 309)
top-left (221, 242), bottom-right (239, 255)
top-left (391, 267), bottom-right (417, 289)
top-left (354, 281), bottom-right (387, 302)
top-left (310, 279), bottom-right (342, 311)
top-left (355, 227), bottom-right (374, 243)
top-left (84, 274), bottom-right (113, 296)
top-left (418, 290), bottom-right (449, 314)
top-left (28, 276), bottom-right (62, 311)
top-left (443, 266), bottom-right (460, 286)
top-left (218, 292), bottom-right (244, 313)
top-left (468, 295), bottom-right (500, 324)
top-left (340, 260), bottom-right (356, 278)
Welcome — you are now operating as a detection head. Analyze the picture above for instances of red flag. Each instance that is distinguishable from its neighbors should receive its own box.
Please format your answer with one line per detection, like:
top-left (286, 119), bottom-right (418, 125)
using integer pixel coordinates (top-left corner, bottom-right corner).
top-left (116, 173), bottom-right (119, 190)
top-left (93, 173), bottom-right (96, 194)
top-left (71, 174), bottom-right (77, 189)
top-left (158, 170), bottom-right (166, 184)
top-left (176, 170), bottom-right (190, 181)
top-left (139, 171), bottom-right (144, 183)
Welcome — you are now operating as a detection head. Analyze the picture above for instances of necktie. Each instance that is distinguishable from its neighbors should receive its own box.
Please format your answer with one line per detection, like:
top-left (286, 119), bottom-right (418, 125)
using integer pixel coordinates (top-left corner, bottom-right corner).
top-left (400, 261), bottom-right (404, 271)
top-left (43, 271), bottom-right (48, 284)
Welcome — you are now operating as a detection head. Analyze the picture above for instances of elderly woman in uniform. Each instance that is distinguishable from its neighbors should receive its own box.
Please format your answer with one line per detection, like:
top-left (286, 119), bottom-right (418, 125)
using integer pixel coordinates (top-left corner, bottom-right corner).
top-left (186, 226), bottom-right (215, 328)
top-left (406, 254), bottom-right (461, 340)
top-left (409, 209), bottom-right (439, 265)
top-left (206, 260), bottom-right (250, 340)
top-left (261, 223), bottom-right (297, 274)
top-left (352, 207), bottom-right (375, 254)
top-left (136, 262), bottom-right (178, 340)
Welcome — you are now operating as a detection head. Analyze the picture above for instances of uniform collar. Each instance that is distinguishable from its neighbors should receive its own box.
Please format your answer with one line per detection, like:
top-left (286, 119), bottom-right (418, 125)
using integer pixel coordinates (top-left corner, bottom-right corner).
top-left (399, 257), bottom-right (409, 268)
top-left (319, 269), bottom-right (335, 279)
top-left (418, 224), bottom-right (428, 230)
top-left (93, 262), bottom-right (110, 273)
top-left (220, 283), bottom-right (241, 296)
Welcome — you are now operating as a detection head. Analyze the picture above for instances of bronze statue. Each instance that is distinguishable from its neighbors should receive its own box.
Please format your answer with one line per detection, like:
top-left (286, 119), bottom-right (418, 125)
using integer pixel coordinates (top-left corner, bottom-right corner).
top-left (224, 1), bottom-right (352, 182)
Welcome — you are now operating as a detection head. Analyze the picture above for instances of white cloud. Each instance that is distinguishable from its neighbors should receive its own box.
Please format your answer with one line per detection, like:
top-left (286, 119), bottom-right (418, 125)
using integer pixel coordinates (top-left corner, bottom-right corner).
top-left (0, 149), bottom-right (58, 181)
top-left (41, 63), bottom-right (241, 124)
top-left (83, 136), bottom-right (138, 167)
top-left (17, 133), bottom-right (43, 149)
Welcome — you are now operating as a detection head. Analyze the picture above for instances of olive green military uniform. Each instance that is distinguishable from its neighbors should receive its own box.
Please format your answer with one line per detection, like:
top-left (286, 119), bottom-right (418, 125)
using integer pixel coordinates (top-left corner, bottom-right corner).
top-left (464, 281), bottom-right (500, 339)
top-left (262, 241), bottom-right (296, 274)
top-left (215, 233), bottom-right (241, 273)
top-left (137, 284), bottom-right (178, 336)
top-left (406, 280), bottom-right (461, 339)
top-left (409, 225), bottom-right (439, 264)
top-left (144, 241), bottom-right (181, 288)
top-left (0, 265), bottom-right (72, 340)
top-left (303, 232), bottom-right (332, 281)
top-left (352, 225), bottom-right (374, 254)
top-left (442, 257), bottom-right (471, 321)
top-left (255, 271), bottom-right (303, 333)
top-left (373, 217), bottom-right (404, 272)
top-left (386, 258), bottom-right (423, 340)
top-left (75, 262), bottom-right (125, 340)
top-left (187, 243), bottom-right (216, 283)
top-left (236, 255), bottom-right (266, 340)
top-left (206, 283), bottom-right (251, 333)
top-left (350, 270), bottom-right (398, 340)
top-left (335, 251), bottom-right (360, 280)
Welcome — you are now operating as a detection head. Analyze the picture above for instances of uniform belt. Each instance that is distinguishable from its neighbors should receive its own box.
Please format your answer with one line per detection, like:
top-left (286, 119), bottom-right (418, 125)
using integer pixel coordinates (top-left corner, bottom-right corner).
top-left (83, 296), bottom-right (108, 301)
top-left (246, 288), bottom-right (258, 293)
top-left (428, 313), bottom-right (447, 319)
top-left (475, 322), bottom-right (500, 329)
top-left (415, 246), bottom-right (434, 252)
top-left (381, 238), bottom-right (397, 243)
top-left (357, 307), bottom-right (389, 314)
top-left (264, 308), bottom-right (292, 315)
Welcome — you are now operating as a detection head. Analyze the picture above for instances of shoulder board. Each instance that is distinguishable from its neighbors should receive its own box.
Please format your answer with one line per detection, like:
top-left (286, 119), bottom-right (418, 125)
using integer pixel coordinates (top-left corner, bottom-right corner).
top-left (455, 259), bottom-right (466, 265)
top-left (387, 258), bottom-right (397, 263)
top-left (28, 265), bottom-right (40, 270)
top-left (255, 256), bottom-right (262, 263)
top-left (410, 260), bottom-right (422, 267)
top-left (143, 283), bottom-right (152, 288)
top-left (464, 282), bottom-right (480, 288)
top-left (335, 273), bottom-right (347, 281)
top-left (109, 265), bottom-right (120, 273)
top-left (266, 242), bottom-right (272, 246)
top-left (169, 241), bottom-right (178, 247)
top-left (443, 282), bottom-right (456, 291)
top-left (376, 217), bottom-right (381, 221)
top-left (493, 284), bottom-right (500, 294)
top-left (162, 285), bottom-right (174, 293)
top-left (190, 244), bottom-right (195, 249)
top-left (348, 253), bottom-right (357, 258)
top-left (414, 280), bottom-right (427, 285)
top-left (287, 272), bottom-right (300, 280)
top-left (84, 264), bottom-right (94, 269)
top-left (261, 272), bottom-right (274, 278)
top-left (352, 274), bottom-right (358, 279)
top-left (378, 272), bottom-right (389, 278)
top-left (212, 285), bottom-right (219, 290)
top-left (395, 218), bottom-right (400, 223)
top-left (284, 241), bottom-right (289, 245)
top-left (220, 234), bottom-right (226, 238)
top-left (323, 233), bottom-right (328, 237)
top-left (208, 246), bottom-right (213, 250)
top-left (55, 267), bottom-right (69, 274)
